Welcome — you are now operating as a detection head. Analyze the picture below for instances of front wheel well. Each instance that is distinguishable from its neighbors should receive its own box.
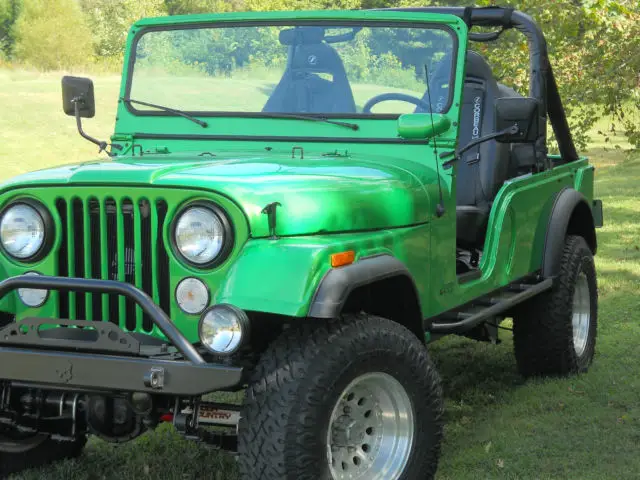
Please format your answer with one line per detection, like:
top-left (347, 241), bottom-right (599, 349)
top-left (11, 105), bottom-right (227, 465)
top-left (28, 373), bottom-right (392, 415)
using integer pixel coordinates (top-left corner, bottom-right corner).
top-left (340, 275), bottom-right (424, 342)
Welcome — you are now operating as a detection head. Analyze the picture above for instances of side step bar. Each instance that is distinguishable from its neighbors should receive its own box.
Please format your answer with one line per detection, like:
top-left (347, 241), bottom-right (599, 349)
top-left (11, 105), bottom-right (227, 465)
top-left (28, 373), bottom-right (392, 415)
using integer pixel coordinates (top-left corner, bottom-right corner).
top-left (430, 278), bottom-right (553, 334)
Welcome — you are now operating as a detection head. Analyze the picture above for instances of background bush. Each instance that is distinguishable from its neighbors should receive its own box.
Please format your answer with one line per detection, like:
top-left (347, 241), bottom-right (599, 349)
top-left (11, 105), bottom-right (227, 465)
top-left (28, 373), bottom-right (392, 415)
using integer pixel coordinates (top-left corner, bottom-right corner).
top-left (12, 0), bottom-right (93, 70)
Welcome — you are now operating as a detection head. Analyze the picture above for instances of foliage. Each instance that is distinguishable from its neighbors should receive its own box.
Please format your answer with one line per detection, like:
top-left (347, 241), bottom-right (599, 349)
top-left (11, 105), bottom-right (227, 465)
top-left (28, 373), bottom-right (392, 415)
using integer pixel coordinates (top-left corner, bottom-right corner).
top-left (12, 0), bottom-right (93, 71)
top-left (463, 0), bottom-right (640, 150)
top-left (165, 0), bottom-right (240, 14)
top-left (80, 0), bottom-right (167, 58)
top-left (0, 0), bottom-right (20, 58)
top-left (244, 0), bottom-right (359, 11)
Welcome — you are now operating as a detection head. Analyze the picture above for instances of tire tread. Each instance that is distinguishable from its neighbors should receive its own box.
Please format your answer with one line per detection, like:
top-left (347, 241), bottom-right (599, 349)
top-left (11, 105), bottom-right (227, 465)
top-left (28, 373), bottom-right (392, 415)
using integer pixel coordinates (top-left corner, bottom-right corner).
top-left (237, 314), bottom-right (443, 480)
top-left (514, 235), bottom-right (598, 377)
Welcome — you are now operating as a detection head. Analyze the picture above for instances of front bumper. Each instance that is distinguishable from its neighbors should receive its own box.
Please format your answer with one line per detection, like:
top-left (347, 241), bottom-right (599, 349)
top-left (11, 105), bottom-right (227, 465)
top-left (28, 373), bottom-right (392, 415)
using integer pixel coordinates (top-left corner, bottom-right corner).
top-left (0, 275), bottom-right (243, 396)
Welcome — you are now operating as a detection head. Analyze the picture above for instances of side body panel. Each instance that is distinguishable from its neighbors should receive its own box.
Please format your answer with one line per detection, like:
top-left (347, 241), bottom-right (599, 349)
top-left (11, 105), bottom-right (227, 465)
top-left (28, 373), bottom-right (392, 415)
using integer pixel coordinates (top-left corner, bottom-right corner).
top-left (427, 158), bottom-right (595, 317)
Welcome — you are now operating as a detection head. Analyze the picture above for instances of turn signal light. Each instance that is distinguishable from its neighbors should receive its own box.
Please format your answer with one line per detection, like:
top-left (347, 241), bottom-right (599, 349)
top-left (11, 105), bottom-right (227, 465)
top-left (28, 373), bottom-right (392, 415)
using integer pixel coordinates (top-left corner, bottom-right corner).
top-left (330, 250), bottom-right (355, 268)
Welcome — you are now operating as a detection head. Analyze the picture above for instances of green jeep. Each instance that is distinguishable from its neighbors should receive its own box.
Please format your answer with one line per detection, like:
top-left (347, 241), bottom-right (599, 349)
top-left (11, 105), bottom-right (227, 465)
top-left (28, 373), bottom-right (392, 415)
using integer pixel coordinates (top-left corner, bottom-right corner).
top-left (0, 6), bottom-right (602, 479)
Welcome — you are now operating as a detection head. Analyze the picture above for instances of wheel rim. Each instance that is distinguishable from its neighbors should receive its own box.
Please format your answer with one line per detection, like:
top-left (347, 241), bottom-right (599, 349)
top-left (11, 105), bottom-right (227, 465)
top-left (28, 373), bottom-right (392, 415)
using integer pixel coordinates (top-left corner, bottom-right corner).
top-left (327, 372), bottom-right (414, 480)
top-left (572, 272), bottom-right (591, 357)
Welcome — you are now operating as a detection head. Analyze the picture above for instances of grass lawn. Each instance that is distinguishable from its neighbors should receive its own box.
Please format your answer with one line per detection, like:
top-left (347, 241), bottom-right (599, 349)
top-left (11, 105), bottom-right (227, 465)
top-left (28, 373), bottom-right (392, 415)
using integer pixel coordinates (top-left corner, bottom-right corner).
top-left (1, 69), bottom-right (639, 479)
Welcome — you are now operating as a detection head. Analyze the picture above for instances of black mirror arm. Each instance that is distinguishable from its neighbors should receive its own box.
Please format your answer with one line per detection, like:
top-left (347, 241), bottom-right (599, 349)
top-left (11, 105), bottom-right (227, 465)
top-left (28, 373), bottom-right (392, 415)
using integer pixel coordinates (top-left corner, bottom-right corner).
top-left (457, 125), bottom-right (519, 158)
top-left (442, 125), bottom-right (519, 168)
top-left (72, 98), bottom-right (114, 156)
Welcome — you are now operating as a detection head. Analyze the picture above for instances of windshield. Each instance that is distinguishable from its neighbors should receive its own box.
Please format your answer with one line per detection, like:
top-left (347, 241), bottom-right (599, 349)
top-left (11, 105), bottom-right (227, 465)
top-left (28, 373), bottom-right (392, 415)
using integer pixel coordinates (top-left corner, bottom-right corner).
top-left (129, 23), bottom-right (455, 117)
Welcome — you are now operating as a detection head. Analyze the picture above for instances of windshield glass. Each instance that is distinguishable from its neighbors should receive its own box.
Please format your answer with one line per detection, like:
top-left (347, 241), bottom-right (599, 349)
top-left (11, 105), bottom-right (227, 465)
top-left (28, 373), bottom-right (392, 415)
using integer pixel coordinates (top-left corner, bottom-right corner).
top-left (129, 23), bottom-right (455, 116)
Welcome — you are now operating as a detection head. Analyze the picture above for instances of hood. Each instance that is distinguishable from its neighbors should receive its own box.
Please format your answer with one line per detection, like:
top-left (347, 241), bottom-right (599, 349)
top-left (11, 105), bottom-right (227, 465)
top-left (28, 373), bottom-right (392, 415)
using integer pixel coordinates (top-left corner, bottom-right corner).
top-left (1, 152), bottom-right (436, 237)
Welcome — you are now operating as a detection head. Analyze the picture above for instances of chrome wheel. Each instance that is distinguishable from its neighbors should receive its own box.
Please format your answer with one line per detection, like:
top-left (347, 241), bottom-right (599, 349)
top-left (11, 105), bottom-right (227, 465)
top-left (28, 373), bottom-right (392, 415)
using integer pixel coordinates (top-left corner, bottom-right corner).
top-left (572, 272), bottom-right (591, 356)
top-left (327, 372), bottom-right (414, 480)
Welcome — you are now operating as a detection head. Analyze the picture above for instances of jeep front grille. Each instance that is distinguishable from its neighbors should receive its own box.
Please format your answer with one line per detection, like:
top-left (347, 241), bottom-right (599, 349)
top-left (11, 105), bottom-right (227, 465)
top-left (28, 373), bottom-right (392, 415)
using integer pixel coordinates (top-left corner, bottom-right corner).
top-left (55, 196), bottom-right (171, 332)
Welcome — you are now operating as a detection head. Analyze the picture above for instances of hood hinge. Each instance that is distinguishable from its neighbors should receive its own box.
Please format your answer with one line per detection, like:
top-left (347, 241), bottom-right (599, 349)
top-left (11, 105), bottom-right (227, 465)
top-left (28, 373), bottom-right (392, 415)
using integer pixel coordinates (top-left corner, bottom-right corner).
top-left (110, 134), bottom-right (134, 156)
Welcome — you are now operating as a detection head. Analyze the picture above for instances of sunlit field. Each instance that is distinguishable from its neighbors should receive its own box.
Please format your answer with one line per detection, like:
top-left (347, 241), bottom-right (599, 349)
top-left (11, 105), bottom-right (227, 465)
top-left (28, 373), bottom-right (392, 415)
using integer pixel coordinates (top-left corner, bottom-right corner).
top-left (1, 68), bottom-right (639, 479)
top-left (130, 70), bottom-right (425, 114)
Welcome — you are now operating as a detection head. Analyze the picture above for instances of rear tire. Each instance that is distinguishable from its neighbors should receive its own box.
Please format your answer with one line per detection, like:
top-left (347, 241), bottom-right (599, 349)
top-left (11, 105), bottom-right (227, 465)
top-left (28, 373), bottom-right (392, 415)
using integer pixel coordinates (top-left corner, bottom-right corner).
top-left (513, 235), bottom-right (598, 377)
top-left (237, 314), bottom-right (444, 480)
top-left (0, 433), bottom-right (86, 477)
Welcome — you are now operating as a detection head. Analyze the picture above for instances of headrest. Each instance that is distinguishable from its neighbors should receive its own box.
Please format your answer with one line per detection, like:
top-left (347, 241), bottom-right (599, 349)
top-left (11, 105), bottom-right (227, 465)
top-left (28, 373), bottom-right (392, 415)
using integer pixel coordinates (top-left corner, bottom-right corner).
top-left (465, 50), bottom-right (495, 81)
top-left (289, 43), bottom-right (344, 74)
top-left (279, 27), bottom-right (324, 46)
top-left (279, 26), bottom-right (361, 46)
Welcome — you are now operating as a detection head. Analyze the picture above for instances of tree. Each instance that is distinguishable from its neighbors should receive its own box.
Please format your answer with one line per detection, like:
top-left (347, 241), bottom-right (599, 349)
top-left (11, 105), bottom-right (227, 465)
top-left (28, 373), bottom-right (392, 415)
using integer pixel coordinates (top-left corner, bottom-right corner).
top-left (13, 0), bottom-right (93, 70)
top-left (431, 0), bottom-right (640, 149)
top-left (0, 0), bottom-right (21, 59)
top-left (164, 0), bottom-right (241, 14)
top-left (243, 0), bottom-right (360, 11)
top-left (81, 0), bottom-right (166, 59)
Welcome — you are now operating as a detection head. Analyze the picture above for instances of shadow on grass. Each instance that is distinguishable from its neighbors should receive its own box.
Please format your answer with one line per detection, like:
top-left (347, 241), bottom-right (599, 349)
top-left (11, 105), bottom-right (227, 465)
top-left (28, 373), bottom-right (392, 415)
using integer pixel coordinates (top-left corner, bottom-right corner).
top-left (429, 334), bottom-right (525, 422)
top-left (256, 83), bottom-right (277, 98)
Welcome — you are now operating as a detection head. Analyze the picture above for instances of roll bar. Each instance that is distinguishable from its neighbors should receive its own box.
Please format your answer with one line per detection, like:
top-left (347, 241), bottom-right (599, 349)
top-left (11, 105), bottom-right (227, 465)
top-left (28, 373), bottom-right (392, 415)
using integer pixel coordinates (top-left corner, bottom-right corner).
top-left (383, 6), bottom-right (579, 164)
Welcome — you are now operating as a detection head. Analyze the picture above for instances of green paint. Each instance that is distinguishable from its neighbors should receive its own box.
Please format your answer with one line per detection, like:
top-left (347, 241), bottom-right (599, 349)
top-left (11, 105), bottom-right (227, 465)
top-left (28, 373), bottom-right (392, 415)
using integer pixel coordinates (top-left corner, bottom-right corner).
top-left (0, 10), bottom-right (596, 344)
top-left (397, 114), bottom-right (451, 140)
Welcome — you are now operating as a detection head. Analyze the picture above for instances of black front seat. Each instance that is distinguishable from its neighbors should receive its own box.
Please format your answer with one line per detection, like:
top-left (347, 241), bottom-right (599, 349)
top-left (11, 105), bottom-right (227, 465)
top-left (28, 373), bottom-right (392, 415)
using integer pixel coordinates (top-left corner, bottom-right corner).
top-left (455, 51), bottom-right (511, 248)
top-left (263, 42), bottom-right (356, 114)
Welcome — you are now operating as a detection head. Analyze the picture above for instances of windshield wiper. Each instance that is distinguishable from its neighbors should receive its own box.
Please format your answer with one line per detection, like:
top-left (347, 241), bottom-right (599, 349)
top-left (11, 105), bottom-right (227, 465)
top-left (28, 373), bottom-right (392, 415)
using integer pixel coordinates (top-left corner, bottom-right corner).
top-left (122, 98), bottom-right (208, 128)
top-left (121, 99), bottom-right (358, 131)
top-left (259, 113), bottom-right (359, 131)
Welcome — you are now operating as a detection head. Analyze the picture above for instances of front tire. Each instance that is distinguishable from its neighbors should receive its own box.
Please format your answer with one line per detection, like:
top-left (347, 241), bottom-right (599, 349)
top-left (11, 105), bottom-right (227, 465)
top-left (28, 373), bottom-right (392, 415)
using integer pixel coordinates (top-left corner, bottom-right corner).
top-left (514, 235), bottom-right (598, 377)
top-left (0, 432), bottom-right (86, 477)
top-left (237, 314), bottom-right (443, 480)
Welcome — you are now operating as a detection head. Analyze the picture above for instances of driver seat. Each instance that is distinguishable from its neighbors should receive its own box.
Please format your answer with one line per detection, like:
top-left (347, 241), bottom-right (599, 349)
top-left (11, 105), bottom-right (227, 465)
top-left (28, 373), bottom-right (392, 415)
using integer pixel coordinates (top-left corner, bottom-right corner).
top-left (263, 42), bottom-right (356, 114)
top-left (455, 51), bottom-right (511, 248)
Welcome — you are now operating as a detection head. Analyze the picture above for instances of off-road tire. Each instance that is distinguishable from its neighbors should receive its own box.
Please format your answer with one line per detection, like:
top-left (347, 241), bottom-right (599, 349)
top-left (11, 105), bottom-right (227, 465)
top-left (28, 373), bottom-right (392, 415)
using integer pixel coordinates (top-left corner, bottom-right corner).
top-left (514, 235), bottom-right (598, 377)
top-left (0, 435), bottom-right (86, 477)
top-left (237, 314), bottom-right (444, 480)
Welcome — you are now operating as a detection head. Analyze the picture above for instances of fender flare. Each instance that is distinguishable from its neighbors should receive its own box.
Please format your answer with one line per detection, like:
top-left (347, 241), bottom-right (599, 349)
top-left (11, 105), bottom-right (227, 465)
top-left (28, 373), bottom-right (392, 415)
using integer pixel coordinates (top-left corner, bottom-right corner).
top-left (308, 254), bottom-right (421, 319)
top-left (541, 188), bottom-right (596, 278)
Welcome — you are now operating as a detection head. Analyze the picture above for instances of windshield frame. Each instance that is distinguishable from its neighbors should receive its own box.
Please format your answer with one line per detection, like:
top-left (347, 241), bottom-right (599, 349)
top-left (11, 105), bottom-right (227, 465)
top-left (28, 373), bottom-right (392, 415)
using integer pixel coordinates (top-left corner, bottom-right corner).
top-left (124, 19), bottom-right (459, 120)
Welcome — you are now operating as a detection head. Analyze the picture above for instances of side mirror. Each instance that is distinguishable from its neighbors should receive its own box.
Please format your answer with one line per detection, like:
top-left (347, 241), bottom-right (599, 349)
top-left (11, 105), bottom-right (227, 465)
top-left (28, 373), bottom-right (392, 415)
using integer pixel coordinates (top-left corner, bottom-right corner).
top-left (398, 113), bottom-right (451, 140)
top-left (62, 76), bottom-right (95, 118)
top-left (61, 76), bottom-right (110, 153)
top-left (495, 97), bottom-right (539, 143)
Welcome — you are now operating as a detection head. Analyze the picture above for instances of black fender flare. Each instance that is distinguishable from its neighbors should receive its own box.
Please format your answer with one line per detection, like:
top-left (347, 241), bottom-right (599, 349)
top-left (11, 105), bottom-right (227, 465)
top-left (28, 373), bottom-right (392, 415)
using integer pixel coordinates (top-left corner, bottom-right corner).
top-left (541, 188), bottom-right (597, 278)
top-left (308, 254), bottom-right (421, 320)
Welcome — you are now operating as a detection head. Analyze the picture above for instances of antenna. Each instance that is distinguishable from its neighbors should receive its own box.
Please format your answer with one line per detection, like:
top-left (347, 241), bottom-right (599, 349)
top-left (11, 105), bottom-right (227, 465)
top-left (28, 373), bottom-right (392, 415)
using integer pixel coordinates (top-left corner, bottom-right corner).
top-left (423, 63), bottom-right (446, 217)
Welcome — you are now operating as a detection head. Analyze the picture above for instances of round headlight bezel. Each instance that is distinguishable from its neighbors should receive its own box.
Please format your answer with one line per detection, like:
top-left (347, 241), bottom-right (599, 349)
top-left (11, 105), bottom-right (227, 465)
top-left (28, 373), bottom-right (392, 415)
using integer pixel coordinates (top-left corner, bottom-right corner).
top-left (170, 201), bottom-right (234, 270)
top-left (198, 304), bottom-right (250, 356)
top-left (0, 199), bottom-right (53, 263)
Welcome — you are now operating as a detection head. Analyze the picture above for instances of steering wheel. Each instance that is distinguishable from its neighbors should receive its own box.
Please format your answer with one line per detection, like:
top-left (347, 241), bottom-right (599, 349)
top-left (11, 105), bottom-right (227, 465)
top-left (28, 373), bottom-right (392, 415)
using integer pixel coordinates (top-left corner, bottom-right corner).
top-left (361, 93), bottom-right (432, 114)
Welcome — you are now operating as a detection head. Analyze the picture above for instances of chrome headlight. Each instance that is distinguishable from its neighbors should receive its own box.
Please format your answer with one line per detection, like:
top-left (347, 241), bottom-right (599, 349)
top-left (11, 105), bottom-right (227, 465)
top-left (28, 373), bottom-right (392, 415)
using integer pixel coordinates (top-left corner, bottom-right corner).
top-left (173, 203), bottom-right (232, 268)
top-left (0, 201), bottom-right (51, 261)
top-left (198, 304), bottom-right (249, 355)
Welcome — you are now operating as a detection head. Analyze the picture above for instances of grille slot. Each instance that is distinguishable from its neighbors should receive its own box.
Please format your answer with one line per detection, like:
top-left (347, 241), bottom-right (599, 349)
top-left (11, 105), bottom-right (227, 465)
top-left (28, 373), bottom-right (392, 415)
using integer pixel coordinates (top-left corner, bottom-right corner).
top-left (55, 196), bottom-right (170, 332)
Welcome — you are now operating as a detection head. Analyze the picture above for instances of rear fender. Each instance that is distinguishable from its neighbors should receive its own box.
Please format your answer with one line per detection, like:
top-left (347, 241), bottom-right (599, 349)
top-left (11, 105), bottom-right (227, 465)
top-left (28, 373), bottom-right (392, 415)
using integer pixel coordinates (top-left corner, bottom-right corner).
top-left (542, 188), bottom-right (596, 278)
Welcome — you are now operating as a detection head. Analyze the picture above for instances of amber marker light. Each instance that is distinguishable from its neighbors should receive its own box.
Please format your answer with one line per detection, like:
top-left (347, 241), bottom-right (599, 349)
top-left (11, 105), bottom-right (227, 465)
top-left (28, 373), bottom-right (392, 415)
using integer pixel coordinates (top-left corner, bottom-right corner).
top-left (330, 250), bottom-right (356, 268)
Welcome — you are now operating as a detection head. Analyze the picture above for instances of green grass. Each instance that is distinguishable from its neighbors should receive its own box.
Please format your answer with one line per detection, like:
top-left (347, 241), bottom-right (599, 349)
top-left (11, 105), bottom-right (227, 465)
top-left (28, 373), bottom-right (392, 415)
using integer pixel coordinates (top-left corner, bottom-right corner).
top-left (130, 68), bottom-right (422, 114)
top-left (1, 69), bottom-right (639, 479)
